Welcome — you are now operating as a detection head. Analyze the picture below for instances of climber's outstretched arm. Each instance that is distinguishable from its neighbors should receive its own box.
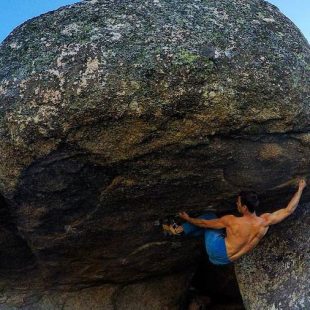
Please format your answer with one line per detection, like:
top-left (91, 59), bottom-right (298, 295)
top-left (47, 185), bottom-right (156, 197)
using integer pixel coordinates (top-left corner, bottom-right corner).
top-left (179, 212), bottom-right (232, 229)
top-left (261, 179), bottom-right (306, 226)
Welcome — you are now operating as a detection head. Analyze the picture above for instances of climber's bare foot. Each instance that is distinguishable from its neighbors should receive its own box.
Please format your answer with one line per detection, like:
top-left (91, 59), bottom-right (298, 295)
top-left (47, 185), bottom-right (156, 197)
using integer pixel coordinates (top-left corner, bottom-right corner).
top-left (162, 223), bottom-right (184, 235)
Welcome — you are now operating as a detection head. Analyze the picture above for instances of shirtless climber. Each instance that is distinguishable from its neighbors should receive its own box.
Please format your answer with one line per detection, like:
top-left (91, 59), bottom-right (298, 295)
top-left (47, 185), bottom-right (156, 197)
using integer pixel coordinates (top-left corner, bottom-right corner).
top-left (163, 178), bottom-right (307, 265)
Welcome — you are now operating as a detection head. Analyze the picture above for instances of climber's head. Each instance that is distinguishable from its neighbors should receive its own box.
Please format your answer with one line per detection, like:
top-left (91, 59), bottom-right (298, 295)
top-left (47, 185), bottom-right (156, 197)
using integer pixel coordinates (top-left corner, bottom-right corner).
top-left (237, 191), bottom-right (259, 214)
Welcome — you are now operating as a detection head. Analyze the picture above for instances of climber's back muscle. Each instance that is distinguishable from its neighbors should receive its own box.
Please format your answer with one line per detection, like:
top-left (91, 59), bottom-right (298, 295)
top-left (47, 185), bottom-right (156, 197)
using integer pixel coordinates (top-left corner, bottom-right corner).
top-left (224, 215), bottom-right (269, 261)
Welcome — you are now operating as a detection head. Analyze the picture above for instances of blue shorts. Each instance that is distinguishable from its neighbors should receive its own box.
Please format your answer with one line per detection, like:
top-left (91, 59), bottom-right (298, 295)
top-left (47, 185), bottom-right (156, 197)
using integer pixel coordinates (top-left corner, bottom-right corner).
top-left (182, 213), bottom-right (232, 265)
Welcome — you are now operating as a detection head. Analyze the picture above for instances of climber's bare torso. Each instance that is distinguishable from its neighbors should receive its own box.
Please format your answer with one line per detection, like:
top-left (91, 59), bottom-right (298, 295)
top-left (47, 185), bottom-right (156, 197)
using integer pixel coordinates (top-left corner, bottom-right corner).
top-left (177, 178), bottom-right (306, 263)
top-left (223, 214), bottom-right (269, 261)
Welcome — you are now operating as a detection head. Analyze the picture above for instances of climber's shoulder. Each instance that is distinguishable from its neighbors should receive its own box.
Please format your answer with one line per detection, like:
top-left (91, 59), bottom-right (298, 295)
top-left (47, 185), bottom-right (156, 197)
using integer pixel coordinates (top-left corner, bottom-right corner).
top-left (219, 214), bottom-right (236, 224)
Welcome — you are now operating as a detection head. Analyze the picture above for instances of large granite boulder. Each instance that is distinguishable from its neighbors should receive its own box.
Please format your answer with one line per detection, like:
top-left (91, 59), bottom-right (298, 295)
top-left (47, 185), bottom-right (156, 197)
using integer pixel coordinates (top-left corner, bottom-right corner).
top-left (0, 0), bottom-right (309, 307)
top-left (235, 205), bottom-right (310, 310)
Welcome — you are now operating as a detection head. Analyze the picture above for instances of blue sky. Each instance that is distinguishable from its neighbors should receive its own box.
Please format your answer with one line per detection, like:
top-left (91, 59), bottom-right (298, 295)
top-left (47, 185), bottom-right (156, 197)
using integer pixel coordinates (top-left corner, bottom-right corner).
top-left (0, 0), bottom-right (309, 43)
top-left (269, 0), bottom-right (309, 41)
top-left (0, 0), bottom-right (81, 43)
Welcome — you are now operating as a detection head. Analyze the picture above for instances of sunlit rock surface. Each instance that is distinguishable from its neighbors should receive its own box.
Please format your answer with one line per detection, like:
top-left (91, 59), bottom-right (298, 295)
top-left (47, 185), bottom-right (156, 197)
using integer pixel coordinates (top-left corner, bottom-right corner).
top-left (0, 0), bottom-right (309, 308)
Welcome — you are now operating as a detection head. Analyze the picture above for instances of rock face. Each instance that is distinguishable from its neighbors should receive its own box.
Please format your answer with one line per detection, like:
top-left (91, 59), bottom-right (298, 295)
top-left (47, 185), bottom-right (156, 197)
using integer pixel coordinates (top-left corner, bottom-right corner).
top-left (235, 205), bottom-right (310, 310)
top-left (0, 272), bottom-right (189, 310)
top-left (0, 0), bottom-right (309, 307)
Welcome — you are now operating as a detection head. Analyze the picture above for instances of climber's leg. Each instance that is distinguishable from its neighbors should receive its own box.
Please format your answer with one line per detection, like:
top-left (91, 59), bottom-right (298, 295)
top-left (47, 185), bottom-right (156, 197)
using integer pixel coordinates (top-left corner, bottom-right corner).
top-left (182, 213), bottom-right (218, 237)
top-left (204, 229), bottom-right (231, 265)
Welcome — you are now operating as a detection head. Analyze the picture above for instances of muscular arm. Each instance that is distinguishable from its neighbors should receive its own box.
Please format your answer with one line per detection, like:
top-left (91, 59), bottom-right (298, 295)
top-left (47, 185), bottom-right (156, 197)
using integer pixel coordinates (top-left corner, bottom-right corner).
top-left (261, 179), bottom-right (306, 225)
top-left (179, 212), bottom-right (232, 229)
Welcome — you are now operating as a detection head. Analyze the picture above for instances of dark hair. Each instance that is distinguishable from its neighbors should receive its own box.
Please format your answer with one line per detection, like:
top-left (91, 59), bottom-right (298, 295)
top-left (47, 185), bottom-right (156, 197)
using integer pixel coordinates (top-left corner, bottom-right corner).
top-left (238, 191), bottom-right (259, 213)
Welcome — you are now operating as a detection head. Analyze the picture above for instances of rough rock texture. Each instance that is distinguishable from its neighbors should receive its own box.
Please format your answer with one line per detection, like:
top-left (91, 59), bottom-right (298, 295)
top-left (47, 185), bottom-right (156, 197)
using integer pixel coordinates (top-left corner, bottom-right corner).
top-left (0, 0), bottom-right (309, 307)
top-left (0, 272), bottom-right (188, 310)
top-left (235, 205), bottom-right (310, 310)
